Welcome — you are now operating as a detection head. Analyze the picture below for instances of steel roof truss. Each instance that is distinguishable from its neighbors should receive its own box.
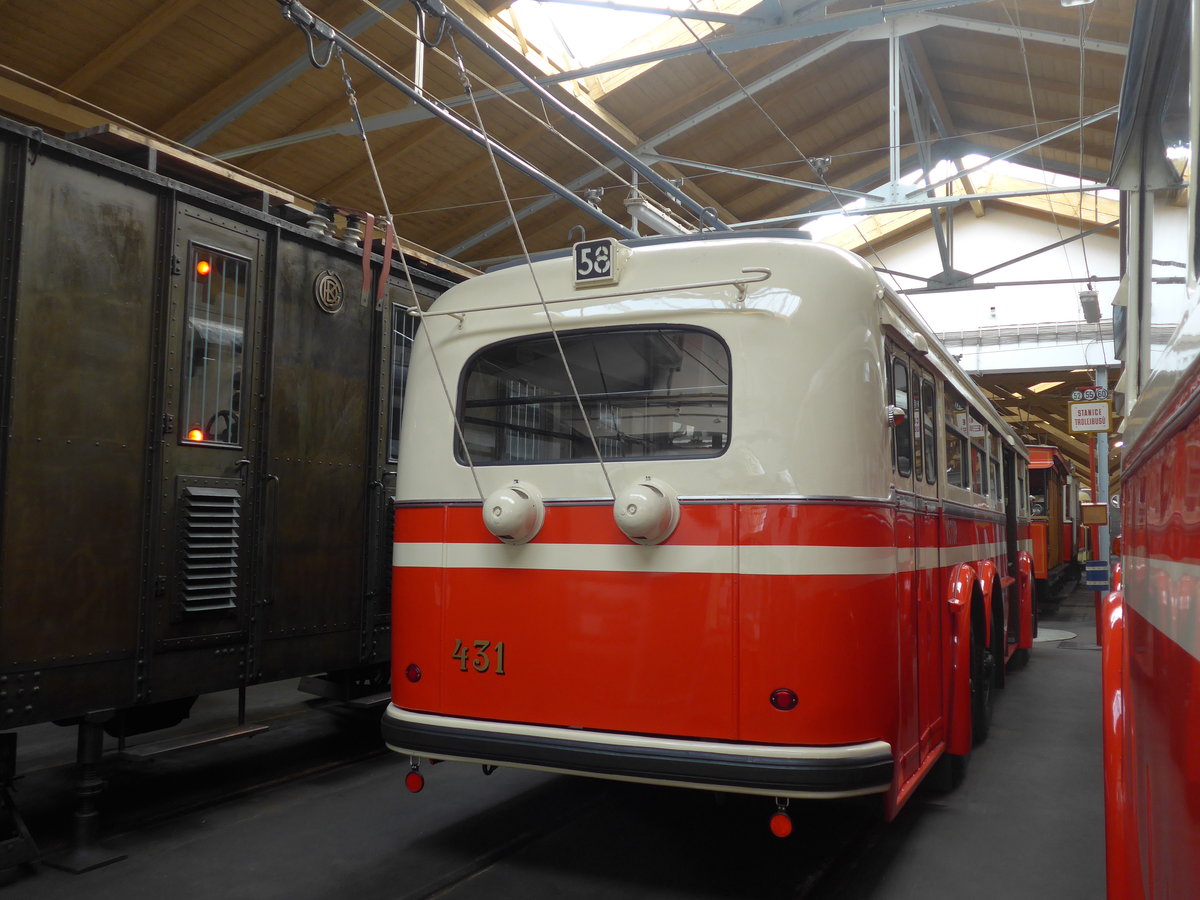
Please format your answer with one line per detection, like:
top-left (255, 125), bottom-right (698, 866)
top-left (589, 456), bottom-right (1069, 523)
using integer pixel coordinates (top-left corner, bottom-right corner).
top-left (184, 0), bottom-right (406, 148)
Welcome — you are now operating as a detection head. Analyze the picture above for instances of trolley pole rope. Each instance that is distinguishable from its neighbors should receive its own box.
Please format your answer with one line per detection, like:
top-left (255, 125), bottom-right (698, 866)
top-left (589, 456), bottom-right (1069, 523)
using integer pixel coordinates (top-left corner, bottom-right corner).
top-left (278, 0), bottom-right (638, 240)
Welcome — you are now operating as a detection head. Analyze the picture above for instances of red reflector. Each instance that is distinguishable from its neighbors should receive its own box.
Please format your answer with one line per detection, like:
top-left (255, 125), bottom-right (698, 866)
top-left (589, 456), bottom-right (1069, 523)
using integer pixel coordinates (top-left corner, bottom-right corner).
top-left (196, 259), bottom-right (211, 276)
top-left (187, 428), bottom-right (205, 442)
top-left (770, 688), bottom-right (799, 711)
top-left (404, 771), bottom-right (424, 793)
top-left (405, 664), bottom-right (422, 683)
top-left (769, 811), bottom-right (793, 838)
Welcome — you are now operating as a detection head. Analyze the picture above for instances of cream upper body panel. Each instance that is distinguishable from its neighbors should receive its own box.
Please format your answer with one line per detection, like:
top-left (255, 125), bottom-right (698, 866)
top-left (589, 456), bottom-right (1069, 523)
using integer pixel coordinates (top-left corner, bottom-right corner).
top-left (395, 235), bottom-right (1007, 504)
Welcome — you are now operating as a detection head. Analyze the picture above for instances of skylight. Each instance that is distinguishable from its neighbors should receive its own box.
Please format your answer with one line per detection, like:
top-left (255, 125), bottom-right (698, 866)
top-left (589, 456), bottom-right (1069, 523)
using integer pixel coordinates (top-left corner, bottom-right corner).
top-left (805, 155), bottom-right (1122, 244)
top-left (497, 0), bottom-right (761, 98)
top-left (508, 0), bottom-right (671, 68)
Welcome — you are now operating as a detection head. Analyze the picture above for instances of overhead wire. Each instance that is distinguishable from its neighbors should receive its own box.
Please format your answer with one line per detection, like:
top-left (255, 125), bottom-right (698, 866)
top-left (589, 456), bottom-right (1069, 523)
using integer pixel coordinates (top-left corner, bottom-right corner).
top-left (1074, 1), bottom-right (1108, 368)
top-left (670, 4), bottom-right (921, 297)
top-left (336, 44), bottom-right (486, 501)
top-left (353, 0), bottom-right (708, 229)
top-left (388, 115), bottom-right (1115, 221)
top-left (1002, 0), bottom-right (1092, 288)
top-left (349, 2), bottom-right (638, 206)
top-left (1076, 3), bottom-right (1097, 284)
top-left (448, 29), bottom-right (618, 498)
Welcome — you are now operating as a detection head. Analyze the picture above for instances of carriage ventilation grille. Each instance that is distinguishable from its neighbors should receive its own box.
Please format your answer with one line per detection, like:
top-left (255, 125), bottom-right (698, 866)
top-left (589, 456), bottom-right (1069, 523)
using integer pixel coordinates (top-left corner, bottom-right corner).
top-left (179, 486), bottom-right (241, 612)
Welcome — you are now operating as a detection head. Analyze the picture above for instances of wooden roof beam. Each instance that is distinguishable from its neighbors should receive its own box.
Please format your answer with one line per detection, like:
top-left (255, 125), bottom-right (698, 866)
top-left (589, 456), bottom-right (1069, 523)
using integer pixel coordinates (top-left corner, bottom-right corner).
top-left (995, 409), bottom-right (1093, 465)
top-left (59, 0), bottom-right (194, 95)
top-left (0, 74), bottom-right (107, 133)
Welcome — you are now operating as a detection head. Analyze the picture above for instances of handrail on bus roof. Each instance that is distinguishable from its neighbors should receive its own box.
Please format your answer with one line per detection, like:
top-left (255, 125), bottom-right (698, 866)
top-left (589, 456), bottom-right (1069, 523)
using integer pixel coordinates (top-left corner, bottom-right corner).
top-left (408, 268), bottom-right (773, 321)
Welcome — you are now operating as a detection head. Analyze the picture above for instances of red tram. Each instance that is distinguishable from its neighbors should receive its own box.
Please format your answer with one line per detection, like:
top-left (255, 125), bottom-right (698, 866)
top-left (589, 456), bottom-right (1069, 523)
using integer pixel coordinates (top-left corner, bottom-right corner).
top-left (1027, 444), bottom-right (1084, 609)
top-left (1102, 0), bottom-right (1200, 894)
top-left (383, 231), bottom-right (1036, 832)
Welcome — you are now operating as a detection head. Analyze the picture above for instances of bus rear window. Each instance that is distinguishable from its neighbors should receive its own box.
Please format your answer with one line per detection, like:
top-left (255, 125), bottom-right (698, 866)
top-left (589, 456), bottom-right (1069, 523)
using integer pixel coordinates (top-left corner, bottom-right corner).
top-left (458, 327), bottom-right (730, 464)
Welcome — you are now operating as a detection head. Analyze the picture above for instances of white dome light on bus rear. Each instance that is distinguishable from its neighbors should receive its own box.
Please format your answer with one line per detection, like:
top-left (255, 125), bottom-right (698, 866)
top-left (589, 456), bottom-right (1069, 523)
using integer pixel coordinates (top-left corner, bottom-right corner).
top-left (482, 480), bottom-right (545, 544)
top-left (613, 478), bottom-right (680, 545)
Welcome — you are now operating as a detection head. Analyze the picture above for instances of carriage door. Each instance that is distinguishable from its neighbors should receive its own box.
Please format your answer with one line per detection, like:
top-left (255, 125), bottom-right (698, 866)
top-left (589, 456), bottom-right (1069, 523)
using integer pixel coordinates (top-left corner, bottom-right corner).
top-left (888, 349), bottom-right (920, 783)
top-left (912, 372), bottom-right (942, 765)
top-left (153, 203), bottom-right (265, 688)
top-left (1002, 446), bottom-right (1022, 649)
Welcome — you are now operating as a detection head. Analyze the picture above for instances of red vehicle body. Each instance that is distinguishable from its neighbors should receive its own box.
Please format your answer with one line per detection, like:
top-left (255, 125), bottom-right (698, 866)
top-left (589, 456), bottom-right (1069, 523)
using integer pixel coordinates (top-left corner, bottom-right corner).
top-left (1103, 0), bottom-right (1200, 894)
top-left (383, 232), bottom-right (1036, 831)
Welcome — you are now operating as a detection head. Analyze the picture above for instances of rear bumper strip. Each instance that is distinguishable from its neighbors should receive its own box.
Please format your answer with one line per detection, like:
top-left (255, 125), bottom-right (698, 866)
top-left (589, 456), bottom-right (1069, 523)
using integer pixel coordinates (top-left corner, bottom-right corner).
top-left (383, 706), bottom-right (894, 798)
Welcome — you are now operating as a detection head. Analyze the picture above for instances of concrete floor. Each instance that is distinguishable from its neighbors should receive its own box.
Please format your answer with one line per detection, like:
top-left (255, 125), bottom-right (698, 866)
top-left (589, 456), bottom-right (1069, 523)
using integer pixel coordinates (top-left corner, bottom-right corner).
top-left (1, 585), bottom-right (1106, 899)
top-left (823, 585), bottom-right (1106, 898)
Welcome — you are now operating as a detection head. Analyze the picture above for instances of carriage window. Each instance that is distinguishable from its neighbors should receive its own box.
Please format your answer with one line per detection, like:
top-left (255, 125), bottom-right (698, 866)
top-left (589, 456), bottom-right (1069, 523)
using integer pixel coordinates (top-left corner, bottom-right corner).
top-left (388, 302), bottom-right (421, 462)
top-left (944, 386), bottom-right (969, 488)
top-left (921, 379), bottom-right (937, 483)
top-left (458, 327), bottom-right (730, 464)
top-left (891, 357), bottom-right (913, 477)
top-left (182, 246), bottom-right (248, 446)
top-left (1018, 471), bottom-right (1028, 516)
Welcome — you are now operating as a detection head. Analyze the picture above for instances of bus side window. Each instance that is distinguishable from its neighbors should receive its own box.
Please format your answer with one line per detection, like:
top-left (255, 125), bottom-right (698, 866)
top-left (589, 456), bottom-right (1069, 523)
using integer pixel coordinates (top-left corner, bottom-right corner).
top-left (891, 357), bottom-right (913, 477)
top-left (921, 378), bottom-right (937, 483)
top-left (944, 385), bottom-right (969, 488)
top-left (989, 430), bottom-right (1002, 500)
top-left (969, 408), bottom-right (987, 496)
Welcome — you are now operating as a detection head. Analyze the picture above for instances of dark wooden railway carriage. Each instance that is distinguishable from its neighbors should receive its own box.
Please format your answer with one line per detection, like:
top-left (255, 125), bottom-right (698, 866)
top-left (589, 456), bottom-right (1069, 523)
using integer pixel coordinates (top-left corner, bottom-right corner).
top-left (0, 116), bottom-right (460, 748)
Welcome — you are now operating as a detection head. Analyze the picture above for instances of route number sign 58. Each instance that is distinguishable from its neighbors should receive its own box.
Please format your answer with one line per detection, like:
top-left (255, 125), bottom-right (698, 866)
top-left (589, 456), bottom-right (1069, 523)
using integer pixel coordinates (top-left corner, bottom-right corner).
top-left (573, 237), bottom-right (626, 287)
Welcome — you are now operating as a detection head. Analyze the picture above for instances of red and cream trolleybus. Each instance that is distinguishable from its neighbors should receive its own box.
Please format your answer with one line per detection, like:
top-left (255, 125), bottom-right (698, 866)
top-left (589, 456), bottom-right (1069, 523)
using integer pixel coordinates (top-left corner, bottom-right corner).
top-left (382, 230), bottom-right (1035, 833)
top-left (1103, 0), bottom-right (1200, 893)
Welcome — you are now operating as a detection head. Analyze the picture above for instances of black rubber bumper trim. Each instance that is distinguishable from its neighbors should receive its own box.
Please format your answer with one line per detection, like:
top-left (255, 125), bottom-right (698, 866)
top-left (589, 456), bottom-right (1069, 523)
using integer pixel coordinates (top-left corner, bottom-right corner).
top-left (383, 716), bottom-right (893, 795)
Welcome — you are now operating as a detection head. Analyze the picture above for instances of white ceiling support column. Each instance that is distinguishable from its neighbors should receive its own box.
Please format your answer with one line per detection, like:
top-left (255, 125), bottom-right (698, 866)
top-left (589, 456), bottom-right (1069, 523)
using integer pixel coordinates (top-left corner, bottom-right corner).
top-left (888, 23), bottom-right (902, 200)
top-left (900, 49), bottom-right (954, 276)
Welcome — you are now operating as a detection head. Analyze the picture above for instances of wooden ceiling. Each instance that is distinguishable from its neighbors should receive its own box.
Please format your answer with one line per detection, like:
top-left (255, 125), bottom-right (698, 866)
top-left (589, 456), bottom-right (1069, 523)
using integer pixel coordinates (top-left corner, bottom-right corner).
top-left (0, 0), bottom-right (1133, 474)
top-left (984, 369), bottom-right (1122, 492)
top-left (0, 0), bottom-right (1131, 260)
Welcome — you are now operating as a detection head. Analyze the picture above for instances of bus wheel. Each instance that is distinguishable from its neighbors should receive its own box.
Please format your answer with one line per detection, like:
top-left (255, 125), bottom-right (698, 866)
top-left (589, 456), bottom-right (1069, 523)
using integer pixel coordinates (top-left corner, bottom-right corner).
top-left (971, 613), bottom-right (994, 745)
top-left (1008, 647), bottom-right (1031, 670)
